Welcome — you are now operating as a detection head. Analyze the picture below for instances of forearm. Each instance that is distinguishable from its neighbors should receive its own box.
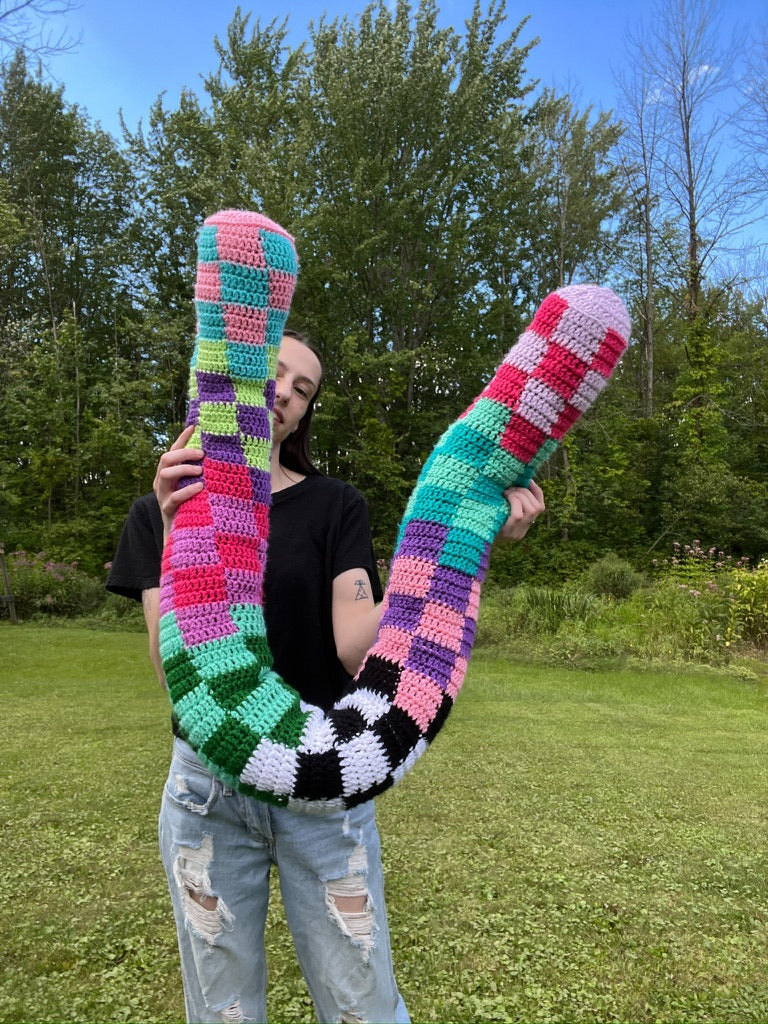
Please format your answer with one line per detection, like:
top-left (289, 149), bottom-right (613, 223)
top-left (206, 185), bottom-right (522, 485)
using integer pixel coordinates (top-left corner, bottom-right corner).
top-left (142, 587), bottom-right (167, 690)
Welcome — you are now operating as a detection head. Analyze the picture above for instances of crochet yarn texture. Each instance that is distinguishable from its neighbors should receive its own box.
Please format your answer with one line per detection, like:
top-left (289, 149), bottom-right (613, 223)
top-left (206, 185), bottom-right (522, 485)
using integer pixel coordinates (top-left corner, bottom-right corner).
top-left (160, 209), bottom-right (631, 810)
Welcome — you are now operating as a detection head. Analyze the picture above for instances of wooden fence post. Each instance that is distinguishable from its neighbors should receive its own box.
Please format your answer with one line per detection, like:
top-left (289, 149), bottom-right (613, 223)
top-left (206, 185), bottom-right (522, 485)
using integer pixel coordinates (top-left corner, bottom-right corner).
top-left (0, 543), bottom-right (18, 624)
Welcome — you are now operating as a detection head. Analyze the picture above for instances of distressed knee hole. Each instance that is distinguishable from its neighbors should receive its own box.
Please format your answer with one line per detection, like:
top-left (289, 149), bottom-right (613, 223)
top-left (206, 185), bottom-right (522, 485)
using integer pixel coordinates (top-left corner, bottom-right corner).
top-left (325, 844), bottom-right (375, 960)
top-left (220, 1001), bottom-right (245, 1022)
top-left (173, 834), bottom-right (234, 944)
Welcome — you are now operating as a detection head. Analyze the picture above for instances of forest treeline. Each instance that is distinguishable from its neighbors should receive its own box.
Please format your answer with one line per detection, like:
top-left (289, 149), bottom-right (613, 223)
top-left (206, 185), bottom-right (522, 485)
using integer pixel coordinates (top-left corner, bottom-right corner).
top-left (1, 0), bottom-right (767, 581)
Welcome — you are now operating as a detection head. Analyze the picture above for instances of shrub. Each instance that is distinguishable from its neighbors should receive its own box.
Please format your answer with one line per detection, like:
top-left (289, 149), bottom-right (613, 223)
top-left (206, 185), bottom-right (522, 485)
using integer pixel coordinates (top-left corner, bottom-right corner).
top-left (5, 550), bottom-right (106, 620)
top-left (476, 583), bottom-right (605, 649)
top-left (728, 562), bottom-right (768, 649)
top-left (650, 539), bottom-right (749, 587)
top-left (581, 553), bottom-right (645, 600)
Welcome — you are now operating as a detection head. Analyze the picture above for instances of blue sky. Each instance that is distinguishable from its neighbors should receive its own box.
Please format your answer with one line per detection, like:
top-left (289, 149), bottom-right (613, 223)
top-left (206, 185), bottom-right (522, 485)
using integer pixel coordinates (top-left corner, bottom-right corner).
top-left (41, 0), bottom-right (768, 138)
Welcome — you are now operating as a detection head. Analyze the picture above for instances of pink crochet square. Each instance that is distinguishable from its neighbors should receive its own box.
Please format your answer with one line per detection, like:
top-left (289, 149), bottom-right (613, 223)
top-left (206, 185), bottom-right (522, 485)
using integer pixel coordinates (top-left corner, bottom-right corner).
top-left (393, 668), bottom-right (445, 733)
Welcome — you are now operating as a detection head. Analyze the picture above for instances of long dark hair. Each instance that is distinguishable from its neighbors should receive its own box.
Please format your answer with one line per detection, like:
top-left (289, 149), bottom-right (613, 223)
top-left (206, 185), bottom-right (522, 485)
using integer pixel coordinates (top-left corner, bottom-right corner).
top-left (278, 329), bottom-right (323, 476)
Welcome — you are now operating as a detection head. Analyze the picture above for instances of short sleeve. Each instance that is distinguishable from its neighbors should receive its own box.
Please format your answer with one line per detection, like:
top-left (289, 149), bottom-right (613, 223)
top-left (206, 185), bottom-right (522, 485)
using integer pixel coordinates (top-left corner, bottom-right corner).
top-left (331, 486), bottom-right (383, 603)
top-left (106, 494), bottom-right (165, 602)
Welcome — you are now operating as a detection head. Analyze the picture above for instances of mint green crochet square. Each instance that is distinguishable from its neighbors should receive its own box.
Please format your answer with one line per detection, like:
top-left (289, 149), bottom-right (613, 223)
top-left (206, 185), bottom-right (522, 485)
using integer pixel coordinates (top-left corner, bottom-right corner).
top-left (190, 633), bottom-right (255, 682)
top-left (422, 453), bottom-right (470, 494)
top-left (199, 401), bottom-right (238, 436)
top-left (230, 603), bottom-right (267, 639)
top-left (159, 611), bottom-right (184, 659)
top-left (482, 446), bottom-right (529, 489)
top-left (175, 684), bottom-right (227, 749)
top-left (452, 495), bottom-right (501, 536)
top-left (235, 671), bottom-right (300, 738)
top-left (467, 397), bottom-right (515, 442)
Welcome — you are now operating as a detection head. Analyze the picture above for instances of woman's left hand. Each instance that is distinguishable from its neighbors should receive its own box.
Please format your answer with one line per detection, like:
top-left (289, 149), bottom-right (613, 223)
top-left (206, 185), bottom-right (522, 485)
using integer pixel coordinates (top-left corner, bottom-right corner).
top-left (497, 480), bottom-right (545, 542)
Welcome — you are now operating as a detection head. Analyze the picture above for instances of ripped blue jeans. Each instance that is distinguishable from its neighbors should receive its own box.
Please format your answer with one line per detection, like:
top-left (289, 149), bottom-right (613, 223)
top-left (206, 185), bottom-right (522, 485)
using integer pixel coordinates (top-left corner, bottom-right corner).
top-left (158, 738), bottom-right (410, 1024)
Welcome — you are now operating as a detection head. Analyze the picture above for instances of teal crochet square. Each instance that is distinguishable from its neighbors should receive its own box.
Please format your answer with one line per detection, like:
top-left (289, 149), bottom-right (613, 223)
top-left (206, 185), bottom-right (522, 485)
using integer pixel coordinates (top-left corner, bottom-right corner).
top-left (260, 228), bottom-right (299, 276)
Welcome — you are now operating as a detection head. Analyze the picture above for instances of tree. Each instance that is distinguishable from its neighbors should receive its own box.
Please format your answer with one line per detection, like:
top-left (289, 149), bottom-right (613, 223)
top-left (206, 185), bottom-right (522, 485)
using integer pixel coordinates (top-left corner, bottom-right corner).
top-left (0, 0), bottom-right (78, 63)
top-left (622, 0), bottom-right (755, 322)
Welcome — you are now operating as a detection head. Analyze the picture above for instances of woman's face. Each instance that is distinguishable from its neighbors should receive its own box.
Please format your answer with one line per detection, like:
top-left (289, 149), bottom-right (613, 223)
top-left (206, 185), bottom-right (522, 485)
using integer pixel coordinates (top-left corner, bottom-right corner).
top-left (272, 334), bottom-right (322, 445)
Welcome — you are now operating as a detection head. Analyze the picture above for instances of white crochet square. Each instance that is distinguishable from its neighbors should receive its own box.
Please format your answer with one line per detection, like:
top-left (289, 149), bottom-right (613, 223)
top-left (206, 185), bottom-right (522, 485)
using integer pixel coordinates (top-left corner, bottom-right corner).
top-left (338, 733), bottom-right (392, 796)
top-left (240, 737), bottom-right (298, 796)
top-left (337, 687), bottom-right (393, 726)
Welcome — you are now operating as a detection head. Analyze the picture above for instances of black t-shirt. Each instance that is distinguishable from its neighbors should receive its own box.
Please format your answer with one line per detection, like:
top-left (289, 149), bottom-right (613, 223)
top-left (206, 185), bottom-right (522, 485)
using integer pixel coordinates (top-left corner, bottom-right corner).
top-left (106, 476), bottom-right (382, 710)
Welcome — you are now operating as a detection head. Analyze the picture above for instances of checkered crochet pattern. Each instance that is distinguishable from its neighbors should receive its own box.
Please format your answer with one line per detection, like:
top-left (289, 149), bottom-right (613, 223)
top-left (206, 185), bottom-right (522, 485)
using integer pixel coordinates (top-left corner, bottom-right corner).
top-left (160, 209), bottom-right (630, 811)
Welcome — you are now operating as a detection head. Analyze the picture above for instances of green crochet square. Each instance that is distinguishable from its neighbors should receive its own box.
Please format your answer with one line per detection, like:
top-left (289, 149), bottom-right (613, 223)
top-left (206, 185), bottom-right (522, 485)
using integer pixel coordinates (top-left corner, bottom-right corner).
top-left (271, 701), bottom-right (311, 749)
top-left (206, 664), bottom-right (264, 713)
top-left (482, 445), bottom-right (530, 489)
top-left (176, 683), bottom-right (227, 748)
top-left (468, 396), bottom-right (515, 442)
top-left (164, 648), bottom-right (201, 705)
top-left (244, 634), bottom-right (272, 666)
top-left (422, 453), bottom-right (471, 494)
top-left (198, 401), bottom-right (238, 437)
top-left (242, 436), bottom-right (271, 469)
top-left (196, 339), bottom-right (230, 376)
top-left (452, 495), bottom-right (502, 536)
top-left (201, 716), bottom-right (261, 781)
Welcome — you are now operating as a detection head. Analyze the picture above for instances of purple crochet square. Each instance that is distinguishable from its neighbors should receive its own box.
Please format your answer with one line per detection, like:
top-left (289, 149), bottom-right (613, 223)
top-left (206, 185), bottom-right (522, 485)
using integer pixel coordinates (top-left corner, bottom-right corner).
top-left (398, 520), bottom-right (449, 561)
top-left (248, 466), bottom-right (271, 505)
top-left (202, 433), bottom-right (248, 464)
top-left (197, 371), bottom-right (237, 403)
top-left (175, 600), bottom-right (238, 648)
top-left (237, 403), bottom-right (270, 439)
top-left (265, 379), bottom-right (276, 410)
top-left (427, 564), bottom-right (474, 613)
top-left (405, 635), bottom-right (454, 689)
top-left (380, 592), bottom-right (426, 632)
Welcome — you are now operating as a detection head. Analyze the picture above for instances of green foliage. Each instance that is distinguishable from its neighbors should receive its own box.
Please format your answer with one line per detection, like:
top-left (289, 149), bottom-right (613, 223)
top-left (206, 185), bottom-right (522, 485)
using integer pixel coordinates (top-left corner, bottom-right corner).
top-left (581, 552), bottom-right (645, 600)
top-left (729, 563), bottom-right (768, 647)
top-left (1, 3), bottom-right (767, 596)
top-left (6, 550), bottom-right (105, 619)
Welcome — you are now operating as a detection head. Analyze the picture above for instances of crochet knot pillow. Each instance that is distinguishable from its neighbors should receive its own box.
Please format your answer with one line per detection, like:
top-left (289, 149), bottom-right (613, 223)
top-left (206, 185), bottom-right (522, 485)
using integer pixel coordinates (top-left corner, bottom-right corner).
top-left (159, 209), bottom-right (631, 810)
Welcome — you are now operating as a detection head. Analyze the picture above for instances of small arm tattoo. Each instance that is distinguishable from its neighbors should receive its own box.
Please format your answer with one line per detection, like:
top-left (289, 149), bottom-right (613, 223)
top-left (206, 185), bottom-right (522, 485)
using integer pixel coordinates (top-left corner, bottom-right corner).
top-left (354, 578), bottom-right (370, 601)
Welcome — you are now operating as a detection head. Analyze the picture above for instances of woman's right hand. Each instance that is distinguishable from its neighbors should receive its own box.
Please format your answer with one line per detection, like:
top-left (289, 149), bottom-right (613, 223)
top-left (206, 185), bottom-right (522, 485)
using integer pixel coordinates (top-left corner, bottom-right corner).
top-left (153, 425), bottom-right (204, 538)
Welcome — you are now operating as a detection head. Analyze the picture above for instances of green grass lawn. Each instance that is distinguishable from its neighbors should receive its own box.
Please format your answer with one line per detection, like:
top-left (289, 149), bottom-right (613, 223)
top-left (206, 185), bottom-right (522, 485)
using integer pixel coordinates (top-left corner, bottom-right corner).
top-left (2, 623), bottom-right (767, 1023)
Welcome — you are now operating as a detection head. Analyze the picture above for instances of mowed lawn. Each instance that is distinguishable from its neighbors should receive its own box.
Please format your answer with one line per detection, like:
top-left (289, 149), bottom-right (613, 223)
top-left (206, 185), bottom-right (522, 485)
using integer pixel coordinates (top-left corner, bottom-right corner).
top-left (2, 623), bottom-right (767, 1023)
